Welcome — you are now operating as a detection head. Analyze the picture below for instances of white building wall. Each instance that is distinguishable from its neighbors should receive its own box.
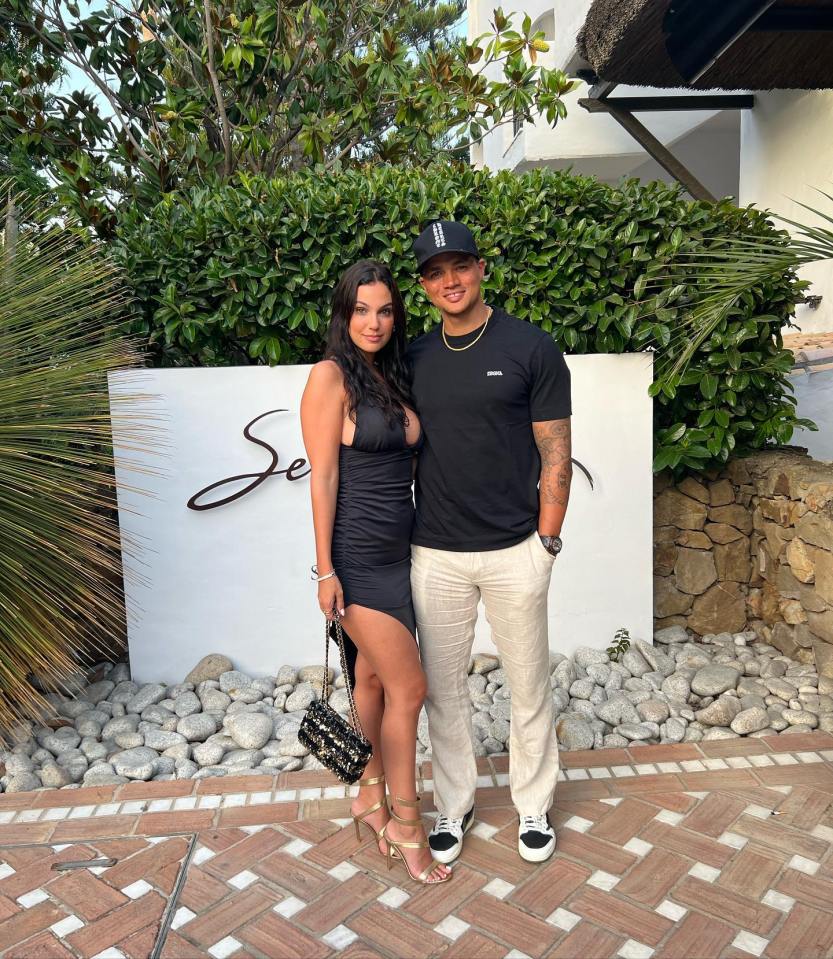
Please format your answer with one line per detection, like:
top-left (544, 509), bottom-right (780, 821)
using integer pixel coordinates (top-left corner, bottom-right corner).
top-left (739, 90), bottom-right (833, 335)
top-left (469, 0), bottom-right (728, 195)
top-left (626, 112), bottom-right (741, 201)
top-left (470, 2), bottom-right (832, 332)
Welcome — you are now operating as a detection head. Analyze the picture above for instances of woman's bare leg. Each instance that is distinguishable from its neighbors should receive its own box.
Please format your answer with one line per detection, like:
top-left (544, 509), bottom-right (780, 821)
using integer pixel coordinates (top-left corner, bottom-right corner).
top-left (351, 652), bottom-right (388, 850)
top-left (340, 604), bottom-right (450, 882)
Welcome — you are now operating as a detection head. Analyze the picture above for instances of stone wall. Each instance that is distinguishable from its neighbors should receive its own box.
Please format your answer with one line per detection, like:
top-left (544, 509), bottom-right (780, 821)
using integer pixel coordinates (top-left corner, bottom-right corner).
top-left (654, 450), bottom-right (833, 675)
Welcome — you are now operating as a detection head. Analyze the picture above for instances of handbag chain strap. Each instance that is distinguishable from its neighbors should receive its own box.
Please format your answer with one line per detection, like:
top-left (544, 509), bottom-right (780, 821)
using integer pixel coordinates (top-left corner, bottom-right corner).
top-left (321, 615), bottom-right (366, 739)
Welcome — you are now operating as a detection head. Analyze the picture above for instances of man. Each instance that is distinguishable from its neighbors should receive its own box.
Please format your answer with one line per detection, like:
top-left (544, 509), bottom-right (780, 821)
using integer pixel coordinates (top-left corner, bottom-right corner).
top-left (408, 219), bottom-right (572, 864)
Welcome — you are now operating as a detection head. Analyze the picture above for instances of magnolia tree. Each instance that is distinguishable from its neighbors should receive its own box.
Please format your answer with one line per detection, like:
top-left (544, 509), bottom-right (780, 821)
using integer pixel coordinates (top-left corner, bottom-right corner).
top-left (0, 19), bottom-right (58, 197)
top-left (1, 0), bottom-right (576, 234)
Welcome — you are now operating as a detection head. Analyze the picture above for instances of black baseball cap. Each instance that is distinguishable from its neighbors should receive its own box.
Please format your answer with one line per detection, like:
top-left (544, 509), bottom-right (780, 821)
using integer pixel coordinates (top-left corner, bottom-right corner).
top-left (414, 219), bottom-right (480, 271)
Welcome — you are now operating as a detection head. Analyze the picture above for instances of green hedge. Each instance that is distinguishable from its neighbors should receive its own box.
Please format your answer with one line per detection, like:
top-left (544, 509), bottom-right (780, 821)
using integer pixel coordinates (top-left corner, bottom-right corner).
top-left (114, 164), bottom-right (804, 472)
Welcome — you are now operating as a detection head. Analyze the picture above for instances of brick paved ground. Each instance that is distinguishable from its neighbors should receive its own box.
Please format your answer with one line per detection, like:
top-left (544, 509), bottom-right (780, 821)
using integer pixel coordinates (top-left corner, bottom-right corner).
top-left (782, 331), bottom-right (833, 355)
top-left (782, 330), bottom-right (833, 374)
top-left (1, 733), bottom-right (832, 958)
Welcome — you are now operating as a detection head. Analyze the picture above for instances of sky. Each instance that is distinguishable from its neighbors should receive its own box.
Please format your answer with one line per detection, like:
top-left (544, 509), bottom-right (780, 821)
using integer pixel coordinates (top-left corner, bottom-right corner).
top-left (57, 1), bottom-right (110, 112)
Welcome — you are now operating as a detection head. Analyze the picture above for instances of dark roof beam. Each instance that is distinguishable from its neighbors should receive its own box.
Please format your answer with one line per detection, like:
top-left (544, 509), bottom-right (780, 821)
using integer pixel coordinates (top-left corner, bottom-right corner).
top-left (588, 79), bottom-right (618, 100)
top-left (581, 100), bottom-right (717, 202)
top-left (750, 7), bottom-right (833, 31)
top-left (579, 94), bottom-right (754, 112)
top-left (665, 0), bottom-right (778, 84)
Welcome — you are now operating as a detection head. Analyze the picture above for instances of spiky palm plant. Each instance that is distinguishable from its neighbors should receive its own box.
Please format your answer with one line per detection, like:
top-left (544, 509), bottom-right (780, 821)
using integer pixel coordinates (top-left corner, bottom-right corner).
top-left (632, 197), bottom-right (821, 472)
top-left (653, 197), bottom-right (832, 383)
top-left (0, 187), bottom-right (148, 738)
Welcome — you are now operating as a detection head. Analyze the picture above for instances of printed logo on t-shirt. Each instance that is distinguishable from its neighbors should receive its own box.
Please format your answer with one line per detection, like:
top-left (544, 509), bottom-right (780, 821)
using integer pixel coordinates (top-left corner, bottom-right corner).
top-left (487, 370), bottom-right (503, 376)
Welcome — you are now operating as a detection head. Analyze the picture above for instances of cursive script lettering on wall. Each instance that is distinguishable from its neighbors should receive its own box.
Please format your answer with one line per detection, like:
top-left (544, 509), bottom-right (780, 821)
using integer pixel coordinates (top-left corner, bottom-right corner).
top-left (186, 409), bottom-right (310, 511)
top-left (187, 409), bottom-right (595, 512)
top-left (572, 458), bottom-right (594, 490)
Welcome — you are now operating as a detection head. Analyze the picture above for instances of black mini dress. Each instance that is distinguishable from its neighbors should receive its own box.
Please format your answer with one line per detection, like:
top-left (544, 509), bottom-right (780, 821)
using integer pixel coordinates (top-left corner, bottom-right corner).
top-left (330, 401), bottom-right (422, 680)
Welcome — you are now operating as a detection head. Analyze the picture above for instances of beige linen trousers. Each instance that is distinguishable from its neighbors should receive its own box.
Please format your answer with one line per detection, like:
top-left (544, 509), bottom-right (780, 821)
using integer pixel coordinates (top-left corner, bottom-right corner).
top-left (411, 531), bottom-right (559, 818)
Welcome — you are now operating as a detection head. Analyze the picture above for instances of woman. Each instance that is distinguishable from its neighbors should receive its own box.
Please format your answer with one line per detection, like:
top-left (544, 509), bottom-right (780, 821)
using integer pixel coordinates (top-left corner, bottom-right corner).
top-left (300, 260), bottom-right (451, 885)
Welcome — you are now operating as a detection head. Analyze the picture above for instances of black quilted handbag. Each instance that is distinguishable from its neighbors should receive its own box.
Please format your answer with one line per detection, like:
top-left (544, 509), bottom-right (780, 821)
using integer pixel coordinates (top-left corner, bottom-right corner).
top-left (298, 615), bottom-right (373, 784)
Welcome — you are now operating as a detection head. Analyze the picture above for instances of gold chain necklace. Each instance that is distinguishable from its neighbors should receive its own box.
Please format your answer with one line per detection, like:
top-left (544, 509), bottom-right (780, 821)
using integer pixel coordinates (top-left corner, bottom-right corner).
top-left (441, 306), bottom-right (493, 352)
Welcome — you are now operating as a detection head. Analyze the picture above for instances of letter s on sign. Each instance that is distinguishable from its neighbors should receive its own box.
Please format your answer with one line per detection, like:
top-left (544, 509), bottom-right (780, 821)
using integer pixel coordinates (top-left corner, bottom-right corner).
top-left (186, 409), bottom-right (310, 511)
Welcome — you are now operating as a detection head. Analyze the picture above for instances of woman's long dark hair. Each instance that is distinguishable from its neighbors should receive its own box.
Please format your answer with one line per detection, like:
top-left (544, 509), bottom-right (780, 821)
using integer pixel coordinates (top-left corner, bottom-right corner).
top-left (326, 260), bottom-right (413, 424)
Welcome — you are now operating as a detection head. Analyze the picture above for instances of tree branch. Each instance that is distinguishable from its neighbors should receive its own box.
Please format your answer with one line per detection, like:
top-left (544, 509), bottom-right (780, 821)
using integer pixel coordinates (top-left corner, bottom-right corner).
top-left (240, 0), bottom-right (282, 113)
top-left (38, 3), bottom-right (157, 168)
top-left (203, 0), bottom-right (233, 176)
top-left (324, 134), bottom-right (363, 169)
top-left (110, 0), bottom-right (213, 105)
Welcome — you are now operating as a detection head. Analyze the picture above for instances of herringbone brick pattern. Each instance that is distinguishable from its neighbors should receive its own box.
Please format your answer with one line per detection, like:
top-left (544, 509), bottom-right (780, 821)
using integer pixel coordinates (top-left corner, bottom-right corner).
top-left (0, 836), bottom-right (188, 958)
top-left (0, 736), bottom-right (831, 958)
top-left (163, 777), bottom-right (833, 959)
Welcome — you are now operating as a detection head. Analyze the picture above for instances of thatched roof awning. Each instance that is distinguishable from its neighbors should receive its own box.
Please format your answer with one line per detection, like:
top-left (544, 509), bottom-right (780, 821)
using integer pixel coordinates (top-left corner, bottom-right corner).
top-left (577, 0), bottom-right (833, 90)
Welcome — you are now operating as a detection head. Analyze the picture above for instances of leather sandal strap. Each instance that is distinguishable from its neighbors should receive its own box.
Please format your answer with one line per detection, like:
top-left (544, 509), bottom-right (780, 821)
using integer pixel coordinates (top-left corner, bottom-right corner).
top-left (392, 795), bottom-right (421, 807)
top-left (416, 863), bottom-right (441, 882)
top-left (358, 775), bottom-right (386, 787)
top-left (387, 837), bottom-right (428, 850)
top-left (389, 808), bottom-right (422, 826)
top-left (356, 797), bottom-right (386, 819)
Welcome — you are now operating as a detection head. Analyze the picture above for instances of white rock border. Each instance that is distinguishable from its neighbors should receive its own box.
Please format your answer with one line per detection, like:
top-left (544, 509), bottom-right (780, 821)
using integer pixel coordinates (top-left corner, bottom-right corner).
top-left (2, 627), bottom-right (831, 792)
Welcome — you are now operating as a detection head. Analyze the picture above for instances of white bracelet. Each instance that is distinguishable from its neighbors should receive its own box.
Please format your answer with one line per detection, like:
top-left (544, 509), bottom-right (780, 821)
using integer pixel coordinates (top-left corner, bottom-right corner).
top-left (311, 565), bottom-right (336, 583)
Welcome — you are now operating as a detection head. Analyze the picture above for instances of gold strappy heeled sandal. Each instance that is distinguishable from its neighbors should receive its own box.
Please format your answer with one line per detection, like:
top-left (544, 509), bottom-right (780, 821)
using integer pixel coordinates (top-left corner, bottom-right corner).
top-left (381, 796), bottom-right (452, 885)
top-left (352, 775), bottom-right (388, 850)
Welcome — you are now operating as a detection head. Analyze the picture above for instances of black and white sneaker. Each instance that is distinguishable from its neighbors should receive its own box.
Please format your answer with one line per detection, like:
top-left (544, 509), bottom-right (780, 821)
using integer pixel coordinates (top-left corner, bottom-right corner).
top-left (518, 815), bottom-right (556, 863)
top-left (428, 806), bottom-right (475, 864)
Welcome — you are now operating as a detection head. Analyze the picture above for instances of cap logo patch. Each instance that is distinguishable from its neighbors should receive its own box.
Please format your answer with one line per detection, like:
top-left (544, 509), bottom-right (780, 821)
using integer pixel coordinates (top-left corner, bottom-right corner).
top-left (432, 222), bottom-right (446, 249)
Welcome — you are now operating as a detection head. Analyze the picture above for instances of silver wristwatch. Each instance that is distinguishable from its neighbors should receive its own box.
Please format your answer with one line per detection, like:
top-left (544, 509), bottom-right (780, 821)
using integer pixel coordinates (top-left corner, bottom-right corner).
top-left (540, 535), bottom-right (563, 556)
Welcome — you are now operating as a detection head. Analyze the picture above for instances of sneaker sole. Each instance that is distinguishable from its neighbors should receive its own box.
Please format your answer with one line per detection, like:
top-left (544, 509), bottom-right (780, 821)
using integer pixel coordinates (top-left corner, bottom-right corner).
top-left (518, 836), bottom-right (556, 863)
top-left (429, 811), bottom-right (475, 864)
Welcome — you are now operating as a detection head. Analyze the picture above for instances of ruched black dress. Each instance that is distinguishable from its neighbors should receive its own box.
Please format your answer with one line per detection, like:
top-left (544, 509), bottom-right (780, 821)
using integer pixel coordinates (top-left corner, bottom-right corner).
top-left (330, 402), bottom-right (422, 681)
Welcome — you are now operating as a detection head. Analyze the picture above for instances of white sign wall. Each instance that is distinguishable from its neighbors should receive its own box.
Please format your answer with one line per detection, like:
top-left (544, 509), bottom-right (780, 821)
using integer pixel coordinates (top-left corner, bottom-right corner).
top-left (109, 355), bottom-right (654, 683)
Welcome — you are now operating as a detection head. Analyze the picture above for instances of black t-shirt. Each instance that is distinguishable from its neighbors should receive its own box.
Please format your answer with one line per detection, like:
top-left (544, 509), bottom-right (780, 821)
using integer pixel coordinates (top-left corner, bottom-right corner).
top-left (408, 308), bottom-right (572, 551)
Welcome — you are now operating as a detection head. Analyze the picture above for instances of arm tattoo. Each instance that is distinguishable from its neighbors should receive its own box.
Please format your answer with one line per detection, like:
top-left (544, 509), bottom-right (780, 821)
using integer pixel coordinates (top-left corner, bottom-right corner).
top-left (532, 418), bottom-right (572, 507)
